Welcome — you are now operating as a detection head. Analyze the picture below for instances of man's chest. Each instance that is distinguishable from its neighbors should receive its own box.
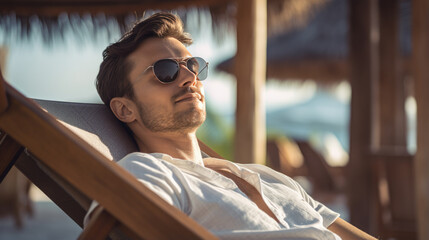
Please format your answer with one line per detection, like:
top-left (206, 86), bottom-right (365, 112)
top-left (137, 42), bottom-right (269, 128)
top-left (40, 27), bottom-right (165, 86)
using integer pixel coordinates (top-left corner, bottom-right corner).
top-left (182, 172), bottom-right (324, 230)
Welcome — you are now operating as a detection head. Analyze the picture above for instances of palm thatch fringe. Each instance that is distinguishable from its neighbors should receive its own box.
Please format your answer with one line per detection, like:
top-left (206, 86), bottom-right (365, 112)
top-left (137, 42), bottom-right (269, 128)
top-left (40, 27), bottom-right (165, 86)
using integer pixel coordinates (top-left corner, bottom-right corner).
top-left (0, 0), bottom-right (327, 45)
top-left (0, 9), bottom-right (226, 45)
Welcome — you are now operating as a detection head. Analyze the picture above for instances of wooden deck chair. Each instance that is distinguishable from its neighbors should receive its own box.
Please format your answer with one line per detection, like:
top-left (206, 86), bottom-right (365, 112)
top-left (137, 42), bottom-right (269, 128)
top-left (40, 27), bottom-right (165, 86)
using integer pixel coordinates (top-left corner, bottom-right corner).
top-left (295, 140), bottom-right (338, 192)
top-left (0, 164), bottom-right (33, 228)
top-left (0, 71), bottom-right (218, 239)
top-left (266, 138), bottom-right (307, 179)
top-left (371, 149), bottom-right (416, 240)
top-left (266, 138), bottom-right (342, 193)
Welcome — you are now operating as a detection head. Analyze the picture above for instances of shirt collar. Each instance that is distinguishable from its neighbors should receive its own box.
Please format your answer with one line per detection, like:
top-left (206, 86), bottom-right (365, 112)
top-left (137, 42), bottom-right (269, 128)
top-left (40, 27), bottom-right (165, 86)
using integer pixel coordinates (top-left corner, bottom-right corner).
top-left (151, 153), bottom-right (262, 192)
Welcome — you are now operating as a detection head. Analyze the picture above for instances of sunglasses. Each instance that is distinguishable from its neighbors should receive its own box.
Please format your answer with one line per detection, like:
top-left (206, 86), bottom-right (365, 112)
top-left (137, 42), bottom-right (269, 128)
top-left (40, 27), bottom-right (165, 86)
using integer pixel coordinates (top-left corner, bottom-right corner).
top-left (143, 57), bottom-right (209, 84)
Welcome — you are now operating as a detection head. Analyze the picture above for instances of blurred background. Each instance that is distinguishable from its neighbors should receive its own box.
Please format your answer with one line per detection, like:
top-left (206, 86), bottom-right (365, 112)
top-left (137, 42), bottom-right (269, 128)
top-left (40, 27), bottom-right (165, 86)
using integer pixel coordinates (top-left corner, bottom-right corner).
top-left (0, 0), bottom-right (419, 239)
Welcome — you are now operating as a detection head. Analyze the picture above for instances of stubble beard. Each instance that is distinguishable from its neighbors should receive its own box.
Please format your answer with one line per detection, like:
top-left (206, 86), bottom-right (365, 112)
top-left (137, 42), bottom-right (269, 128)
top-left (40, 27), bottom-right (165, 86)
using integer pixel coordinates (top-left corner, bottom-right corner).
top-left (137, 101), bottom-right (206, 133)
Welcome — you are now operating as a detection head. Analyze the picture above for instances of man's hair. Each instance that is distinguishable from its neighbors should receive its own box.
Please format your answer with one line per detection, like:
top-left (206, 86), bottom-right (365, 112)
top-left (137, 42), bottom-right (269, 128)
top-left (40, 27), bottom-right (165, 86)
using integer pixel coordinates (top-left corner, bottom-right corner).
top-left (96, 12), bottom-right (193, 107)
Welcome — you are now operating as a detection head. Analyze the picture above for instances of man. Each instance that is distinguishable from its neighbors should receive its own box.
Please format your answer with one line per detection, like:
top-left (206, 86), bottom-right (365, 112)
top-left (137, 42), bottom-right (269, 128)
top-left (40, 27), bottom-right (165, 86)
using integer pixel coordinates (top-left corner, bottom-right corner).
top-left (88, 12), bottom-right (376, 240)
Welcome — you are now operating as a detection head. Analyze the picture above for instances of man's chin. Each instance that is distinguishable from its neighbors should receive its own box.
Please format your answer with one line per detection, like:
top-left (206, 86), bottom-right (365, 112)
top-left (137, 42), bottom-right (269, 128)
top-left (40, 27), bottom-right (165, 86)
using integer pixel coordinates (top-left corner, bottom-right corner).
top-left (183, 111), bottom-right (206, 129)
top-left (182, 111), bottom-right (206, 128)
top-left (178, 105), bottom-right (205, 117)
top-left (137, 101), bottom-right (205, 133)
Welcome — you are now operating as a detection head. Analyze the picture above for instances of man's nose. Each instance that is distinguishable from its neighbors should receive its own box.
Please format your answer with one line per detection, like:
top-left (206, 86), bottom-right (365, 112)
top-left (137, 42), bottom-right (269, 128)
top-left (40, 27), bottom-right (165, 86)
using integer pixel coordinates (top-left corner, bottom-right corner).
top-left (176, 63), bottom-right (198, 87)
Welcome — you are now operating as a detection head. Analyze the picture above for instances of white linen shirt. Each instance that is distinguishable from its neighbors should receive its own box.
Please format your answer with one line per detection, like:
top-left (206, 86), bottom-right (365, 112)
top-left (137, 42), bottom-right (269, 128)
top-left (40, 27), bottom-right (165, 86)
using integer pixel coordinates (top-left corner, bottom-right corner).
top-left (85, 152), bottom-right (341, 240)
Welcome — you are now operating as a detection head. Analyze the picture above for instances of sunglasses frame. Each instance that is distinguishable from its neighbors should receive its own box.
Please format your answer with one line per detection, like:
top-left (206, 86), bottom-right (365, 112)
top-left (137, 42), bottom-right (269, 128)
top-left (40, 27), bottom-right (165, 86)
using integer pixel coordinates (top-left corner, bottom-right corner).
top-left (143, 57), bottom-right (209, 84)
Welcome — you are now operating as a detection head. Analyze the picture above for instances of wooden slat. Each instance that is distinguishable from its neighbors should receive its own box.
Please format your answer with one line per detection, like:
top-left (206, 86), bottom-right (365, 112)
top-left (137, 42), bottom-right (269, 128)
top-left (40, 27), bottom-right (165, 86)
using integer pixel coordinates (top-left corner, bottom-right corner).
top-left (0, 82), bottom-right (217, 239)
top-left (0, 133), bottom-right (23, 182)
top-left (14, 152), bottom-right (89, 227)
top-left (198, 139), bottom-right (224, 159)
top-left (412, 0), bottom-right (429, 239)
top-left (347, 0), bottom-right (378, 232)
top-left (78, 207), bottom-right (117, 240)
top-left (0, 69), bottom-right (7, 114)
top-left (296, 140), bottom-right (336, 192)
top-left (234, 0), bottom-right (266, 164)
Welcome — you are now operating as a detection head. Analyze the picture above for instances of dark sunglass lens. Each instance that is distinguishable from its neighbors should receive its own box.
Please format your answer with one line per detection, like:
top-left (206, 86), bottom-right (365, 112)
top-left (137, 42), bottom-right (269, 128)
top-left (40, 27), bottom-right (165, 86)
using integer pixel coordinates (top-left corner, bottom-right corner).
top-left (188, 57), bottom-right (208, 81)
top-left (187, 58), bottom-right (199, 74)
top-left (153, 59), bottom-right (179, 83)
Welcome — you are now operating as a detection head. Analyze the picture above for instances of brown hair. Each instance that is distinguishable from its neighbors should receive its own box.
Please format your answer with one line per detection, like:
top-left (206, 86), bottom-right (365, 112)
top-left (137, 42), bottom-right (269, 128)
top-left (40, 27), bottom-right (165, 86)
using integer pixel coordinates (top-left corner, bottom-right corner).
top-left (96, 12), bottom-right (193, 107)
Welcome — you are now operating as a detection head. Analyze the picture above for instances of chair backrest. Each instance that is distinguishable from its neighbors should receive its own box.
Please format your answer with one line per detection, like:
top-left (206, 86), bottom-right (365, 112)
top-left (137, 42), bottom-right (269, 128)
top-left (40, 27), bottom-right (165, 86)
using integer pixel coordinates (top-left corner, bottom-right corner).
top-left (31, 99), bottom-right (220, 228)
top-left (266, 138), bottom-right (306, 177)
top-left (0, 79), bottom-right (217, 239)
top-left (16, 100), bottom-right (139, 227)
top-left (36, 99), bottom-right (221, 160)
top-left (295, 140), bottom-right (337, 192)
top-left (36, 99), bottom-right (138, 161)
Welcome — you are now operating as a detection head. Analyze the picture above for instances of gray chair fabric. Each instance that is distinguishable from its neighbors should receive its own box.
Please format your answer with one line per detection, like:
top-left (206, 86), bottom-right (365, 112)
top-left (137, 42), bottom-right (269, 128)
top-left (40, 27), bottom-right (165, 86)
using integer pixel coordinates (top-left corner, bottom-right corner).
top-left (35, 99), bottom-right (138, 162)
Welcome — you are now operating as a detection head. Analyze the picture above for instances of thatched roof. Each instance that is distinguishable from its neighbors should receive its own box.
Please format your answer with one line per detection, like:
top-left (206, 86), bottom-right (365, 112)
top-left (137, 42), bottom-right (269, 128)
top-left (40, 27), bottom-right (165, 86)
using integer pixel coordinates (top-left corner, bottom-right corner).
top-left (0, 0), bottom-right (328, 44)
top-left (217, 0), bottom-right (411, 83)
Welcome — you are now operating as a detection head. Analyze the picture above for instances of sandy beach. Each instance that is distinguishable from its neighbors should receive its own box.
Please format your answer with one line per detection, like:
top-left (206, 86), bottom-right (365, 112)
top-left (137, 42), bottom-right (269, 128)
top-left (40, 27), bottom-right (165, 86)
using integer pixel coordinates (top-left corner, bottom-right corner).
top-left (0, 186), bottom-right (81, 240)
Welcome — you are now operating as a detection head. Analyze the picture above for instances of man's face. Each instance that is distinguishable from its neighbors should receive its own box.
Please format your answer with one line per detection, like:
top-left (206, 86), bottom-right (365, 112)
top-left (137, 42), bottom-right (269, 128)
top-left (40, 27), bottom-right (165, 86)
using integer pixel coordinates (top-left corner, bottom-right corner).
top-left (126, 37), bottom-right (206, 133)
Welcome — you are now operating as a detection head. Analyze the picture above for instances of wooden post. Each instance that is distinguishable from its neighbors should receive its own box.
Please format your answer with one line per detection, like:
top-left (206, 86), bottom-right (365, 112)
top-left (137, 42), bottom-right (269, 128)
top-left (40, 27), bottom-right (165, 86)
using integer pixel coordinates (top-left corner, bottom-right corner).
top-left (0, 69), bottom-right (7, 113)
top-left (234, 0), bottom-right (267, 164)
top-left (0, 49), bottom-right (8, 113)
top-left (377, 0), bottom-right (407, 148)
top-left (347, 0), bottom-right (378, 231)
top-left (412, 0), bottom-right (429, 238)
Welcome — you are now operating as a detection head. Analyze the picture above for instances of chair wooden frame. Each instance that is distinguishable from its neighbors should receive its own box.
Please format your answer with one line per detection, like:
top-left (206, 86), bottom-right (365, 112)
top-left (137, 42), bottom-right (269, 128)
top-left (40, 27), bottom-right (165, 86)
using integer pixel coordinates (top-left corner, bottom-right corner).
top-left (0, 73), bottom-right (218, 239)
top-left (371, 150), bottom-right (416, 240)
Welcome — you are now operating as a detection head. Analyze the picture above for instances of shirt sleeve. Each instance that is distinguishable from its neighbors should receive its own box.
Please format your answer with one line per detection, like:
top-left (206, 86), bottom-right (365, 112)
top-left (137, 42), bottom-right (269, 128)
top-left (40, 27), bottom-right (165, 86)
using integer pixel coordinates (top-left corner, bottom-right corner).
top-left (242, 163), bottom-right (340, 228)
top-left (283, 174), bottom-right (340, 227)
top-left (83, 152), bottom-right (187, 227)
top-left (117, 152), bottom-right (187, 211)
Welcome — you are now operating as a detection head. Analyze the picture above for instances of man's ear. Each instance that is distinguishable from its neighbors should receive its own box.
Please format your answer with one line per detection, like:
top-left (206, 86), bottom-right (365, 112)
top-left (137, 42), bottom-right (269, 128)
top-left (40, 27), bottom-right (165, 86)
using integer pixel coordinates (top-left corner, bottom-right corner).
top-left (110, 97), bottom-right (136, 123)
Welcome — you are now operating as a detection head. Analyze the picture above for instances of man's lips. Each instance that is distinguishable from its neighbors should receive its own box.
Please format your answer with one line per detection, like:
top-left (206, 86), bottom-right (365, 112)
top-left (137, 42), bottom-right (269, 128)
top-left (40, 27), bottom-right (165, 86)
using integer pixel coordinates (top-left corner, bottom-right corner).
top-left (175, 92), bottom-right (202, 103)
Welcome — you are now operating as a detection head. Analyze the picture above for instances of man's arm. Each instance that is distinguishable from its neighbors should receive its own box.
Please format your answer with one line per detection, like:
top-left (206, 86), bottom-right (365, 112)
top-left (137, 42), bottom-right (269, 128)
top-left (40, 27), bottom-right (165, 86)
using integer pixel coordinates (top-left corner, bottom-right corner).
top-left (328, 218), bottom-right (378, 240)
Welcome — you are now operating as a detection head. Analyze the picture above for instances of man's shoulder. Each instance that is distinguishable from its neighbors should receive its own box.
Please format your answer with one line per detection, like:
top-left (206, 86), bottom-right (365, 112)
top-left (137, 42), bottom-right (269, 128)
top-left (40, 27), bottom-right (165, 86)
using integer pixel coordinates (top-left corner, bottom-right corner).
top-left (117, 152), bottom-right (177, 174)
top-left (118, 152), bottom-right (162, 164)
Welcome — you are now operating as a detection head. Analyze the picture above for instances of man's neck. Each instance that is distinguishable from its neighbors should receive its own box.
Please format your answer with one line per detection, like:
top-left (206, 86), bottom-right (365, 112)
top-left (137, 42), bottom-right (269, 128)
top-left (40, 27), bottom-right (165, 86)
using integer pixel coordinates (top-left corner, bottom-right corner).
top-left (135, 130), bottom-right (203, 163)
